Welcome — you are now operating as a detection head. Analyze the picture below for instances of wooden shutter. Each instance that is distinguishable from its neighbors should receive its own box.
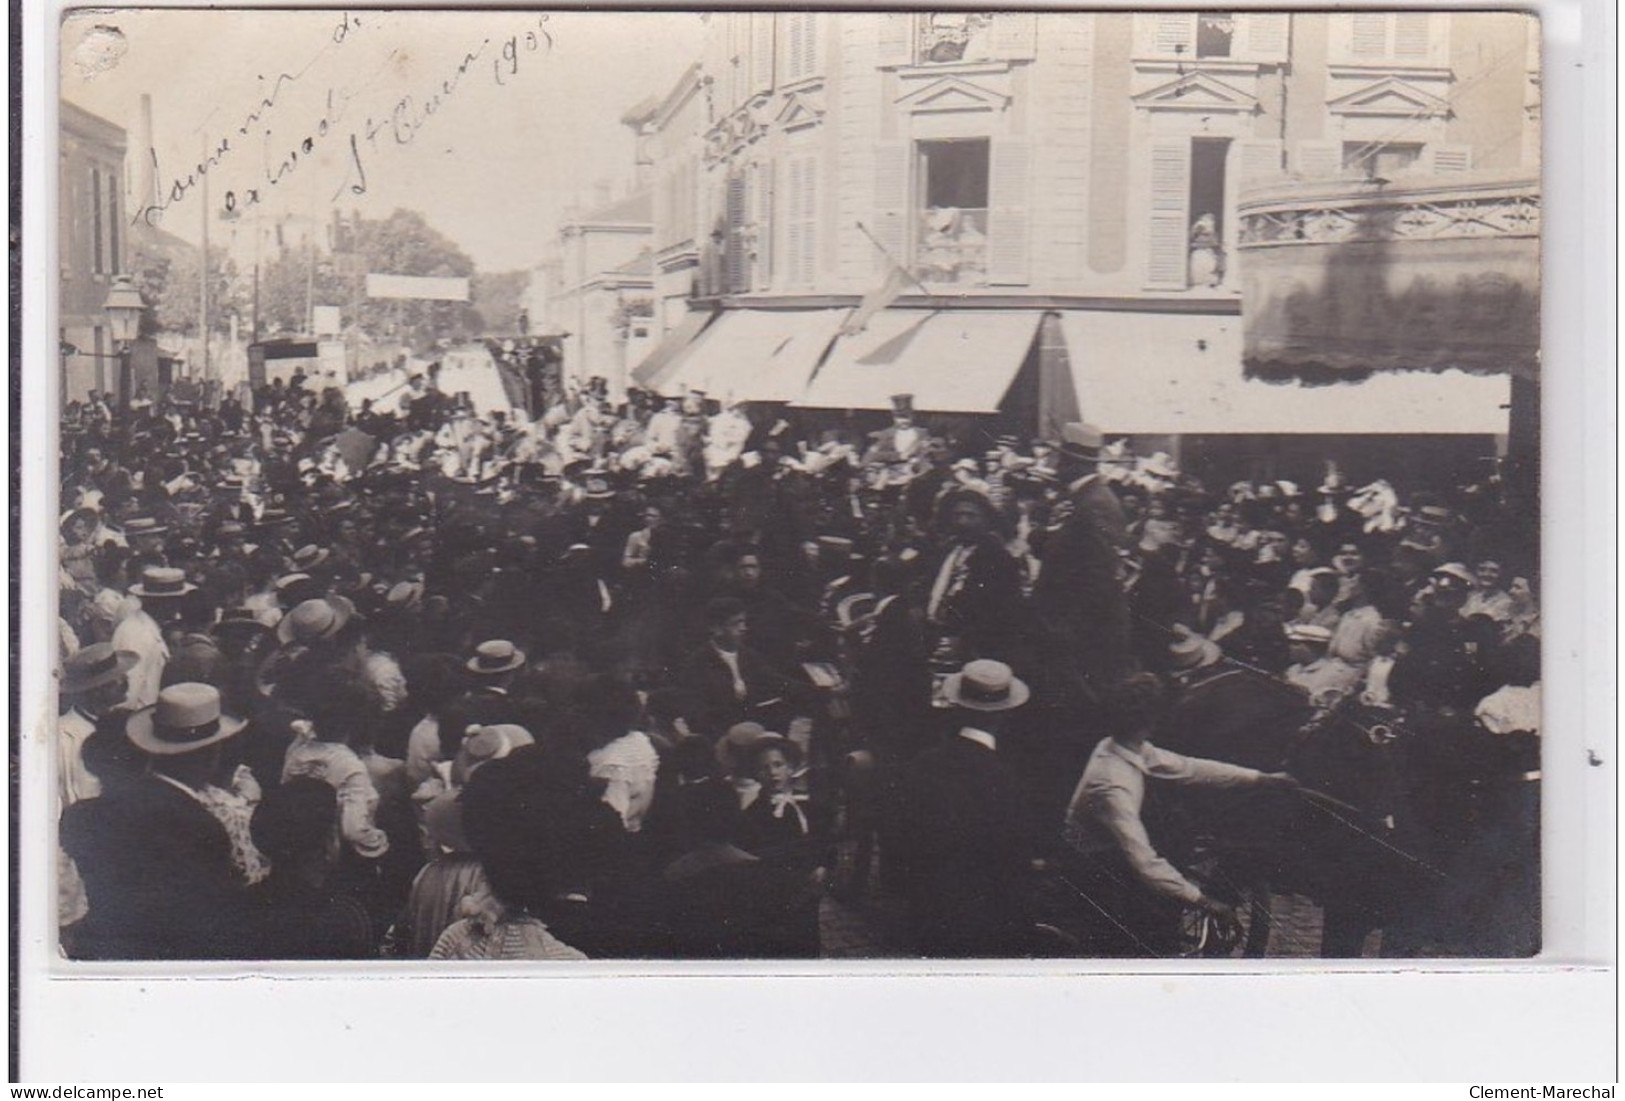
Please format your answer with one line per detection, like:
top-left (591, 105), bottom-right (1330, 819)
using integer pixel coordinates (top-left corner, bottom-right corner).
top-left (1394, 13), bottom-right (1430, 59)
top-left (91, 167), bottom-right (104, 274)
top-left (1145, 139), bottom-right (1191, 289)
top-left (751, 13), bottom-right (775, 96)
top-left (875, 12), bottom-right (912, 67)
top-left (987, 138), bottom-right (1032, 286)
top-left (790, 155), bottom-right (820, 287)
top-left (991, 12), bottom-right (1037, 61)
top-left (1350, 13), bottom-right (1388, 58)
top-left (1427, 144), bottom-right (1473, 174)
top-left (784, 14), bottom-right (806, 82)
top-left (1293, 140), bottom-right (1343, 180)
top-left (1152, 12), bottom-right (1195, 56)
top-left (800, 13), bottom-right (820, 80)
top-left (753, 160), bottom-right (774, 288)
top-left (1236, 138), bottom-right (1285, 187)
top-left (724, 174), bottom-right (748, 293)
top-left (1237, 13), bottom-right (1290, 63)
top-left (107, 178), bottom-right (120, 274)
top-left (871, 141), bottom-right (910, 275)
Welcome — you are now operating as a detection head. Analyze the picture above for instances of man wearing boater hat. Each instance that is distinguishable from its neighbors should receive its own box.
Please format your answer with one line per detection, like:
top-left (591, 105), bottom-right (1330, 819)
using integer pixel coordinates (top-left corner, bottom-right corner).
top-left (57, 643), bottom-right (138, 807)
top-left (59, 682), bottom-right (252, 959)
top-left (890, 659), bottom-right (1040, 956)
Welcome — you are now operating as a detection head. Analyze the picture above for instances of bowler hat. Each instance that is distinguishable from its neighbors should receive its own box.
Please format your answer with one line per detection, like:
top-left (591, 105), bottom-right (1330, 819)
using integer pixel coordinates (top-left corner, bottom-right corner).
top-left (126, 682), bottom-right (246, 756)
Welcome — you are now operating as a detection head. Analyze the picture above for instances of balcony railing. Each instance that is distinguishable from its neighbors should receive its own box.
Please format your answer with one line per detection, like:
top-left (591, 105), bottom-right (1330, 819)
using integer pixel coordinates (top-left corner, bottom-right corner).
top-left (914, 207), bottom-right (988, 286)
top-left (1236, 174), bottom-right (1541, 249)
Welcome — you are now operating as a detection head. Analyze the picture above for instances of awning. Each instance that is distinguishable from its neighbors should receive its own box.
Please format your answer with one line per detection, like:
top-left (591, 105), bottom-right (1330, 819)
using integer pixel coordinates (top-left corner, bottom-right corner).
top-left (793, 309), bottom-right (1043, 412)
top-left (645, 308), bottom-right (848, 402)
top-left (1058, 311), bottom-right (1511, 435)
top-left (631, 308), bottom-right (718, 391)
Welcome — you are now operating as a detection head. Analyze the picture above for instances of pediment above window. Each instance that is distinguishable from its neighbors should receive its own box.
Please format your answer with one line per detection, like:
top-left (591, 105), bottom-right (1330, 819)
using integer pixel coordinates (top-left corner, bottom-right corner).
top-left (1132, 71), bottom-right (1259, 113)
top-left (1327, 77), bottom-right (1452, 118)
top-left (775, 90), bottom-right (826, 131)
top-left (895, 75), bottom-right (1010, 113)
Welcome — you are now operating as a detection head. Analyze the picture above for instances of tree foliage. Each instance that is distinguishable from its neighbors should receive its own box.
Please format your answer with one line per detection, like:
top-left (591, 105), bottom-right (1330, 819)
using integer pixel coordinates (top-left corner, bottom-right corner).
top-left (470, 269), bottom-right (533, 336)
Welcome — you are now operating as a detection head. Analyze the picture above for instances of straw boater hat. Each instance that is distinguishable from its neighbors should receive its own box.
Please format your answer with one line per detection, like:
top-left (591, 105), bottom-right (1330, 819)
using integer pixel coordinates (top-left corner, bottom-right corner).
top-left (128, 565), bottom-right (197, 600)
top-left (61, 643), bottom-right (138, 696)
top-left (1057, 422), bottom-right (1104, 462)
top-left (276, 596), bottom-right (356, 645)
top-left (582, 473), bottom-right (616, 501)
top-left (126, 682), bottom-right (246, 757)
top-left (124, 517), bottom-right (169, 539)
top-left (466, 639), bottom-right (526, 676)
top-left (1168, 631), bottom-right (1223, 672)
top-left (940, 659), bottom-right (1030, 712)
top-left (715, 721), bottom-right (769, 775)
top-left (290, 545), bottom-right (331, 572)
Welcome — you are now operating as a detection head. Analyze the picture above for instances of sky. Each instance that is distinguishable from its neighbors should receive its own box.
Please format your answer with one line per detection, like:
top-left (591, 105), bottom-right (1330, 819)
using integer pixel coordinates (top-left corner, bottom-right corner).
top-left (60, 8), bottom-right (706, 272)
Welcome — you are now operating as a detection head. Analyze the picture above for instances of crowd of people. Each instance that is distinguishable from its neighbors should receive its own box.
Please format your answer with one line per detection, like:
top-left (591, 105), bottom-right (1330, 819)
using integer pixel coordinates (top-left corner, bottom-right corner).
top-left (53, 370), bottom-right (1542, 961)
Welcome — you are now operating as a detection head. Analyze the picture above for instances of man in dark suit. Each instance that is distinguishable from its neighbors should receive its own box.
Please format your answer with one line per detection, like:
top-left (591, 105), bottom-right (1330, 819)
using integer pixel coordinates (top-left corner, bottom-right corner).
top-left (672, 597), bottom-right (804, 741)
top-left (890, 660), bottom-right (1039, 957)
top-left (59, 683), bottom-right (253, 960)
top-left (924, 487), bottom-right (1028, 668)
top-left (1031, 423), bottom-right (1133, 705)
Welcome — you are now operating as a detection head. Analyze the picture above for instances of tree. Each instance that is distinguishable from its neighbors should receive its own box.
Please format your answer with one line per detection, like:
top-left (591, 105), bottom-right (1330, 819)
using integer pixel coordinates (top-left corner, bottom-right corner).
top-left (257, 242), bottom-right (353, 338)
top-left (132, 240), bottom-right (245, 338)
top-left (469, 269), bottom-right (533, 336)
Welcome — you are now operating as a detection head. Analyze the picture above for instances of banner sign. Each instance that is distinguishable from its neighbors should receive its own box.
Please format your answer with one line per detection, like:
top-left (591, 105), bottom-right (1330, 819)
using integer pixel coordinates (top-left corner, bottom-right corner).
top-left (364, 274), bottom-right (471, 302)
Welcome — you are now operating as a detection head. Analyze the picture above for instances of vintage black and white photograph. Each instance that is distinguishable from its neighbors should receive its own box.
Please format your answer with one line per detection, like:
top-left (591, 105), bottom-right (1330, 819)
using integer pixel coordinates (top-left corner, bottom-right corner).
top-left (51, 7), bottom-right (1543, 965)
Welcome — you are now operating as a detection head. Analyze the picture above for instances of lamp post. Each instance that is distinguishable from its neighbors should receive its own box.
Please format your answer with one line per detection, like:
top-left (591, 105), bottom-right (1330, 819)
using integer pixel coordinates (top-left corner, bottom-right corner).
top-left (102, 274), bottom-right (146, 410)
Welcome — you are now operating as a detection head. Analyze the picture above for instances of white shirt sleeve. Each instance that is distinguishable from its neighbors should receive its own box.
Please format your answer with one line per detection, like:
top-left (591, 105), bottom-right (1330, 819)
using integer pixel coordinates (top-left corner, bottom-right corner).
top-left (1088, 785), bottom-right (1204, 905)
top-left (1142, 745), bottom-right (1263, 789)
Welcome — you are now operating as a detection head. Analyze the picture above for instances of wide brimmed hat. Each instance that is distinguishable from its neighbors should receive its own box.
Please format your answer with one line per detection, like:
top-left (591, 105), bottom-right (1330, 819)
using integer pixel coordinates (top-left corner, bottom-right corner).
top-left (451, 723), bottom-right (536, 785)
top-left (216, 606), bottom-right (272, 637)
top-left (1285, 623), bottom-right (1334, 646)
top-left (744, 730), bottom-right (804, 769)
top-left (1168, 631), bottom-right (1223, 671)
top-left (941, 660), bottom-right (1030, 712)
top-left (466, 639), bottom-right (526, 676)
top-left (582, 474), bottom-right (616, 500)
top-left (386, 580), bottom-right (425, 611)
top-left (277, 596), bottom-right (356, 645)
top-left (126, 682), bottom-right (246, 756)
top-left (216, 521), bottom-right (247, 539)
top-left (1431, 562), bottom-right (1475, 589)
top-left (61, 643), bottom-right (138, 695)
top-left (129, 566), bottom-right (197, 599)
top-left (1057, 422), bottom-right (1104, 462)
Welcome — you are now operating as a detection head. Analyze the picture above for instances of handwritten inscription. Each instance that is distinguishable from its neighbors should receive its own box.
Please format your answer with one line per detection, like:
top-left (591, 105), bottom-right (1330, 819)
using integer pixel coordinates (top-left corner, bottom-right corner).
top-left (134, 12), bottom-right (553, 226)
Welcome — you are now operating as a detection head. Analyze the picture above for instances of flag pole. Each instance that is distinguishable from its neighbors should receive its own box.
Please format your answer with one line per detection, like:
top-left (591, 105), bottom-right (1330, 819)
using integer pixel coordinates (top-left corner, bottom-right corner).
top-left (854, 221), bottom-right (934, 297)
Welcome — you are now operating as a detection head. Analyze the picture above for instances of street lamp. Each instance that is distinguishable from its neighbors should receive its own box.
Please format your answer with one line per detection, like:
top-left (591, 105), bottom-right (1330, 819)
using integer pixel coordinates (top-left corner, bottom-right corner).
top-left (102, 274), bottom-right (146, 408)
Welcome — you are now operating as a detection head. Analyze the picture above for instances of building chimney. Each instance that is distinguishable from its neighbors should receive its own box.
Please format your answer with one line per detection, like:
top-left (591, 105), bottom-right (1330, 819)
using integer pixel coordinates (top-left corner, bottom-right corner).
top-left (129, 93), bottom-right (158, 225)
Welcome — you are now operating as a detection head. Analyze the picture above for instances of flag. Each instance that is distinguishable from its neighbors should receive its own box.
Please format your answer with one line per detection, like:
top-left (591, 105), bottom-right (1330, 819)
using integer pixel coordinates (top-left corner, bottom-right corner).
top-left (839, 263), bottom-right (912, 338)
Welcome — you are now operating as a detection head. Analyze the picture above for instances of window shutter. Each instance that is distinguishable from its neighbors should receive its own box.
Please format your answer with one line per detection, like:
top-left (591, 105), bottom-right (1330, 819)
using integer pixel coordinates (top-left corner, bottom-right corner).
top-left (1145, 139), bottom-right (1191, 289)
top-left (784, 14), bottom-right (806, 82)
top-left (91, 167), bottom-right (103, 274)
top-left (793, 155), bottom-right (820, 287)
top-left (725, 174), bottom-right (748, 293)
top-left (871, 141), bottom-right (910, 276)
top-left (1350, 13), bottom-right (1388, 58)
top-left (1394, 13), bottom-right (1430, 59)
top-left (1427, 144), bottom-right (1472, 174)
top-left (1236, 138), bottom-right (1285, 187)
top-left (987, 138), bottom-right (1032, 286)
top-left (1237, 13), bottom-right (1290, 63)
top-left (1293, 140), bottom-right (1343, 180)
top-left (108, 183), bottom-right (120, 273)
top-left (991, 12), bottom-right (1037, 61)
top-left (875, 12), bottom-right (912, 67)
top-left (753, 161), bottom-right (774, 289)
top-left (751, 13), bottom-right (775, 96)
top-left (800, 13), bottom-right (821, 80)
top-left (1152, 13), bottom-right (1195, 56)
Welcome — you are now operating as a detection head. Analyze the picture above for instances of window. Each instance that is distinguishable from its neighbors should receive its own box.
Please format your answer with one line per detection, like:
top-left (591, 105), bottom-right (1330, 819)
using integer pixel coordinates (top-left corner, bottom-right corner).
top-left (783, 13), bottom-right (819, 83)
top-left (1345, 12), bottom-right (1435, 63)
top-left (915, 139), bottom-right (990, 285)
top-left (91, 167), bottom-right (104, 274)
top-left (1342, 141), bottom-right (1424, 180)
top-left (785, 153), bottom-right (819, 287)
top-left (1147, 137), bottom-right (1231, 290)
top-left (1195, 12), bottom-right (1235, 59)
top-left (107, 172), bottom-right (120, 274)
